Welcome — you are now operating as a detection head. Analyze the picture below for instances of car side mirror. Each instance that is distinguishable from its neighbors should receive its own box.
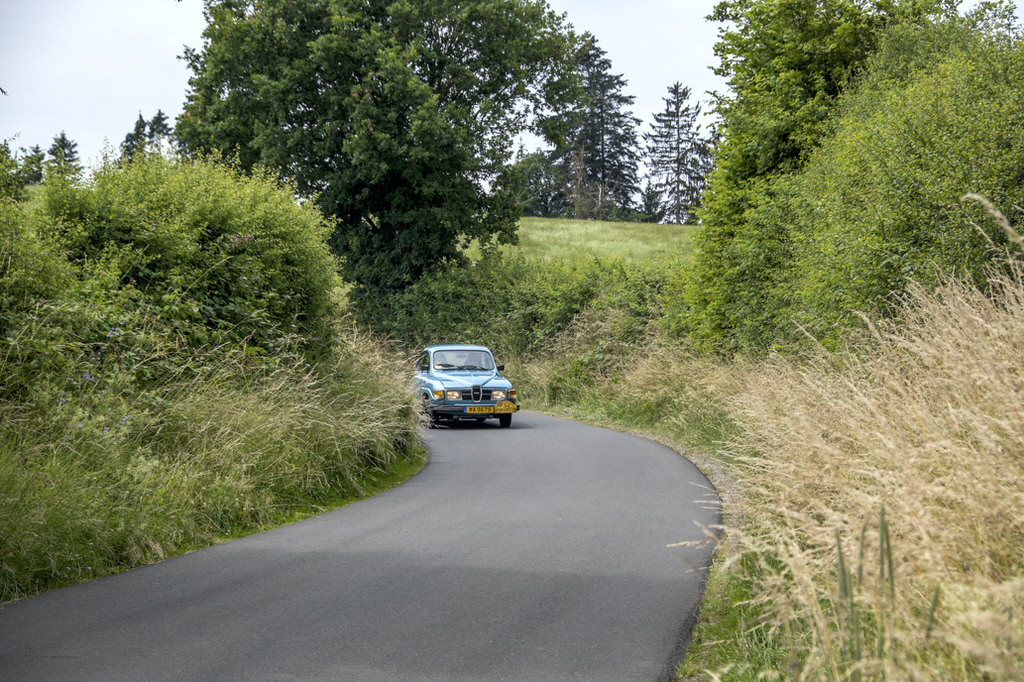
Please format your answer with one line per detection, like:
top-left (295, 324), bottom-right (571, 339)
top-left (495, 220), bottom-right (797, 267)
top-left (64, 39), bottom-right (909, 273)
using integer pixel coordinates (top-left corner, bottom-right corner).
top-left (496, 365), bottom-right (504, 371)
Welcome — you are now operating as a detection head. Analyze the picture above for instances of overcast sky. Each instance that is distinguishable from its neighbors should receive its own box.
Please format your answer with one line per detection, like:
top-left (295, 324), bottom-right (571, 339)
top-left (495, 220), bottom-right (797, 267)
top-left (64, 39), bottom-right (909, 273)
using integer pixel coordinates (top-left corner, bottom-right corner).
top-left (1, 1), bottom-right (1010, 168)
top-left (1, 0), bottom-right (724, 167)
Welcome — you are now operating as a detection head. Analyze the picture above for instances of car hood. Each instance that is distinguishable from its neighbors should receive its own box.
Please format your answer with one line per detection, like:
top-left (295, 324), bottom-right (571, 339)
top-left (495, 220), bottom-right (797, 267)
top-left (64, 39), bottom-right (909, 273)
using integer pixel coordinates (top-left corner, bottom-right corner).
top-left (433, 370), bottom-right (511, 389)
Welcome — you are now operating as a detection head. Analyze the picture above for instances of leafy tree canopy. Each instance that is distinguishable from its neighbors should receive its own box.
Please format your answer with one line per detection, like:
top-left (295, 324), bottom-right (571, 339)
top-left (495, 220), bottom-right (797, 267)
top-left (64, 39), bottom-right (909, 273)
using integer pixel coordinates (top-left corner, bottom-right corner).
top-left (516, 149), bottom-right (569, 218)
top-left (683, 0), bottom-right (964, 352)
top-left (702, 0), bottom-right (962, 225)
top-left (177, 0), bottom-right (579, 314)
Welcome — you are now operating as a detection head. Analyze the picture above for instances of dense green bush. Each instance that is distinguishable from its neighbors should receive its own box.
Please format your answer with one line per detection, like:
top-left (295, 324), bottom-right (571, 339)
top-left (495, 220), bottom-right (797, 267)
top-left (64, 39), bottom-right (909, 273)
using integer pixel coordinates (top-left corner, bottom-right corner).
top-left (781, 29), bottom-right (1024, 343)
top-left (366, 251), bottom-right (672, 359)
top-left (0, 156), bottom-right (419, 601)
top-left (33, 155), bottom-right (339, 352)
top-left (678, 14), bottom-right (1024, 352)
top-left (0, 199), bottom-right (72, 321)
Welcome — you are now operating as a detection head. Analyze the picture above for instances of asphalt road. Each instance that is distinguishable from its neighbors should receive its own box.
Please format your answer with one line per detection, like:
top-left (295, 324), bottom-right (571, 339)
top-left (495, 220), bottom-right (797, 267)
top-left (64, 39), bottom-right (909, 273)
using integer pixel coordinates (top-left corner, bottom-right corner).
top-left (0, 412), bottom-right (720, 681)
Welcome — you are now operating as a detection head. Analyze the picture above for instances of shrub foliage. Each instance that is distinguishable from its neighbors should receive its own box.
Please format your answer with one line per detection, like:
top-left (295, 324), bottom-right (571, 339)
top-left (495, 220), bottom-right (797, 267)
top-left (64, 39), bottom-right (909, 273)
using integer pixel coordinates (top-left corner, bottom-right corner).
top-left (683, 4), bottom-right (1024, 353)
top-left (0, 156), bottom-right (418, 601)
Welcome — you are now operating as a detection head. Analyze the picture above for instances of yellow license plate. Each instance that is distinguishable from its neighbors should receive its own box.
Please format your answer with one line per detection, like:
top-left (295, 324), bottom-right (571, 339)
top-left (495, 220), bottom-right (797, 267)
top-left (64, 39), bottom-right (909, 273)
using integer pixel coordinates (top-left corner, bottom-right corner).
top-left (465, 406), bottom-right (494, 414)
top-left (494, 401), bottom-right (517, 414)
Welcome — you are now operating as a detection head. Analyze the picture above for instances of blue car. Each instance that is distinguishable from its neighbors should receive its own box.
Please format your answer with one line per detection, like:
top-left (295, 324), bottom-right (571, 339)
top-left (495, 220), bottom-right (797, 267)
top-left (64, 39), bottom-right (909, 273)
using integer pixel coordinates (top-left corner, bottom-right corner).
top-left (414, 344), bottom-right (519, 428)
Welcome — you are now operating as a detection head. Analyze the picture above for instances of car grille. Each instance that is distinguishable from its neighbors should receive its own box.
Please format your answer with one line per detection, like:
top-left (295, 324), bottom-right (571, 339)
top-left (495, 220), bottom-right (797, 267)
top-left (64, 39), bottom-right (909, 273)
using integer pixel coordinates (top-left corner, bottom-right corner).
top-left (457, 386), bottom-right (491, 402)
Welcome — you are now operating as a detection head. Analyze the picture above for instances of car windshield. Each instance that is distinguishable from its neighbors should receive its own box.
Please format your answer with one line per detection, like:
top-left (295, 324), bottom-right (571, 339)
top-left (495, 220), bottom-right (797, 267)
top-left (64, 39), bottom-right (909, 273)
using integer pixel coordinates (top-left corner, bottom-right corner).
top-left (432, 350), bottom-right (494, 371)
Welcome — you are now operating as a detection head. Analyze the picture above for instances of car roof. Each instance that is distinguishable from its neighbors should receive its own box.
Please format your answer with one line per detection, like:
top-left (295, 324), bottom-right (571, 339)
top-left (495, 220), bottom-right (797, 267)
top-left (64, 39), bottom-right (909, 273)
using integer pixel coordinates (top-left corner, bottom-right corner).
top-left (424, 344), bottom-right (492, 353)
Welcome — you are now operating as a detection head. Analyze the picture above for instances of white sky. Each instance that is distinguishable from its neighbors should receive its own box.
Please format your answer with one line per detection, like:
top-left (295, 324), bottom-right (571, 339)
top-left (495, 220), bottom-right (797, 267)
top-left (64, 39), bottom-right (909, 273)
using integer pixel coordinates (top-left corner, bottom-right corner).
top-left (1, 0), bottom-right (208, 166)
top-left (0, 1), bottom-right (1009, 168)
top-left (536, 0), bottom-right (726, 145)
top-left (1, 0), bottom-right (724, 168)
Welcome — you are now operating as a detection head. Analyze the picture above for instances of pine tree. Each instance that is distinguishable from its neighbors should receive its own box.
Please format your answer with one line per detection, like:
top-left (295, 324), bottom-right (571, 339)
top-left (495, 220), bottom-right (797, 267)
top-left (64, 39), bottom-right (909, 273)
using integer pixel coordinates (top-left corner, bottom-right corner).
top-left (47, 131), bottom-right (81, 173)
top-left (643, 82), bottom-right (711, 225)
top-left (556, 36), bottom-right (640, 220)
top-left (122, 113), bottom-right (148, 158)
top-left (20, 144), bottom-right (45, 184)
top-left (638, 178), bottom-right (667, 223)
top-left (147, 110), bottom-right (172, 145)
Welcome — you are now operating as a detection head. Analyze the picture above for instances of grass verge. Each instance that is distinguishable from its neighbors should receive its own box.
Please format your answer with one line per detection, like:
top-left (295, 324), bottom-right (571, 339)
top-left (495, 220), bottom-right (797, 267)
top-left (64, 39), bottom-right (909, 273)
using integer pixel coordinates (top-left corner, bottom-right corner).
top-left (0, 326), bottom-right (423, 603)
top-left (510, 261), bottom-right (1024, 680)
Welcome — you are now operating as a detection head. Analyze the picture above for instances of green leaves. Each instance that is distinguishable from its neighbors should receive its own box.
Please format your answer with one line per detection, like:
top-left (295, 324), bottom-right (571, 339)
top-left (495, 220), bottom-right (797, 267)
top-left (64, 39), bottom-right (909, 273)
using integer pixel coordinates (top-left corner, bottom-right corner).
top-left (685, 1), bottom-right (1023, 353)
top-left (28, 154), bottom-right (339, 352)
top-left (178, 0), bottom-right (578, 316)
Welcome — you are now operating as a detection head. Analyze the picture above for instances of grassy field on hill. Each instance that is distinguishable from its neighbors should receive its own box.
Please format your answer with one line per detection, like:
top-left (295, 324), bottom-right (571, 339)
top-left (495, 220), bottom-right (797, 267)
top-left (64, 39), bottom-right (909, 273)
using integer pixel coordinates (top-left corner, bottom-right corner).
top-left (516, 217), bottom-right (695, 262)
top-left (466, 217), bottom-right (695, 263)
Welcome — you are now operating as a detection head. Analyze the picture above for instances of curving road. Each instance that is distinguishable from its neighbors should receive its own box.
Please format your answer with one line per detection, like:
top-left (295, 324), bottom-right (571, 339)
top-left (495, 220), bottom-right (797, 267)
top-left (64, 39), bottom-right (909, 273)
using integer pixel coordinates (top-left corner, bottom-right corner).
top-left (0, 412), bottom-right (719, 681)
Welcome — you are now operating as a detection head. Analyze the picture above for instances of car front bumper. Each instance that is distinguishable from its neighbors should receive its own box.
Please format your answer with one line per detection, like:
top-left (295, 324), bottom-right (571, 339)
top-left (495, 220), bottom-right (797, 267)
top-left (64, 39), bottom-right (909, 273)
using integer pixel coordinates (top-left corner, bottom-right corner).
top-left (429, 400), bottom-right (519, 419)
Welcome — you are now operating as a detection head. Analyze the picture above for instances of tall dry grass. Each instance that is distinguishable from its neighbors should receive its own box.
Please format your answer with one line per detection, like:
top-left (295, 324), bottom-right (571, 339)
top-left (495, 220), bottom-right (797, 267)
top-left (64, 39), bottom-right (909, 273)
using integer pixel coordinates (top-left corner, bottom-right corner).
top-left (720, 266), bottom-right (1024, 679)
top-left (512, 249), bottom-right (1023, 679)
top-left (0, 325), bottom-right (419, 602)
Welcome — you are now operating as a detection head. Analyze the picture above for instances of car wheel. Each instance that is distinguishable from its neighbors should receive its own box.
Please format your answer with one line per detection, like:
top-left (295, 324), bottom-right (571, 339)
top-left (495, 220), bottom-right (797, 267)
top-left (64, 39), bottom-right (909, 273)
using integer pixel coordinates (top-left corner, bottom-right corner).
top-left (420, 394), bottom-right (438, 428)
top-left (498, 413), bottom-right (512, 428)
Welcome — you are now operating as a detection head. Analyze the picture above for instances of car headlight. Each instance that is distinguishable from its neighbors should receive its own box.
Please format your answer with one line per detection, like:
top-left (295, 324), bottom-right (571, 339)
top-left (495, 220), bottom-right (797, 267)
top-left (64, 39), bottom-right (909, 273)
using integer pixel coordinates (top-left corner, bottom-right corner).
top-left (492, 390), bottom-right (506, 400)
top-left (432, 390), bottom-right (444, 400)
top-left (446, 390), bottom-right (461, 400)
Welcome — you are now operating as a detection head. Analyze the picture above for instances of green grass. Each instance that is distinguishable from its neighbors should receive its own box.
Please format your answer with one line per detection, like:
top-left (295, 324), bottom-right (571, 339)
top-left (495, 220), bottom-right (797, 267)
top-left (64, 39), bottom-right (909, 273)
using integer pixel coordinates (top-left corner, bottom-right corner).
top-left (0, 329), bottom-right (424, 603)
top-left (469, 216), bottom-right (696, 263)
top-left (675, 552), bottom-right (784, 681)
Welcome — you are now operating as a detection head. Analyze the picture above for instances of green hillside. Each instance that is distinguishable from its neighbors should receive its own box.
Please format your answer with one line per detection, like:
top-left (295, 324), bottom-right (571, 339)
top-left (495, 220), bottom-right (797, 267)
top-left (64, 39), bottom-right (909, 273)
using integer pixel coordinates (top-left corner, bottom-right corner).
top-left (517, 217), bottom-right (694, 262)
top-left (467, 217), bottom-right (695, 263)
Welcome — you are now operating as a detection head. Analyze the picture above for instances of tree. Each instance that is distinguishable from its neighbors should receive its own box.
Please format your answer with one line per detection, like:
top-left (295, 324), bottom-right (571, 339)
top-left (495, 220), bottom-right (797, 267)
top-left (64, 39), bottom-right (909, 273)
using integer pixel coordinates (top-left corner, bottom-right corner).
top-left (177, 0), bottom-right (578, 315)
top-left (122, 110), bottom-right (176, 160)
top-left (1, 142), bottom-right (47, 199)
top-left (637, 178), bottom-right (666, 224)
top-left (121, 113), bottom-right (148, 158)
top-left (554, 37), bottom-right (640, 220)
top-left (683, 0), bottom-right (962, 352)
top-left (643, 83), bottom-right (711, 225)
top-left (20, 145), bottom-right (45, 185)
top-left (515, 150), bottom-right (569, 218)
top-left (146, 109), bottom-right (172, 145)
top-left (47, 131), bottom-right (80, 174)
top-left (0, 140), bottom-right (22, 199)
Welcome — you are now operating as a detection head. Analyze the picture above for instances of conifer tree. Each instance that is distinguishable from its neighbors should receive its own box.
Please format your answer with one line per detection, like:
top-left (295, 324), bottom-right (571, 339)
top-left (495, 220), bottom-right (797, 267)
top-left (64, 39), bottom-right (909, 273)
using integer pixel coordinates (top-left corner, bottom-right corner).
top-left (147, 110), bottom-right (172, 145)
top-left (556, 36), bottom-right (640, 220)
top-left (638, 178), bottom-right (667, 223)
top-left (643, 82), bottom-right (711, 224)
top-left (20, 145), bottom-right (45, 184)
top-left (47, 131), bottom-right (80, 173)
top-left (121, 114), bottom-right (148, 158)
